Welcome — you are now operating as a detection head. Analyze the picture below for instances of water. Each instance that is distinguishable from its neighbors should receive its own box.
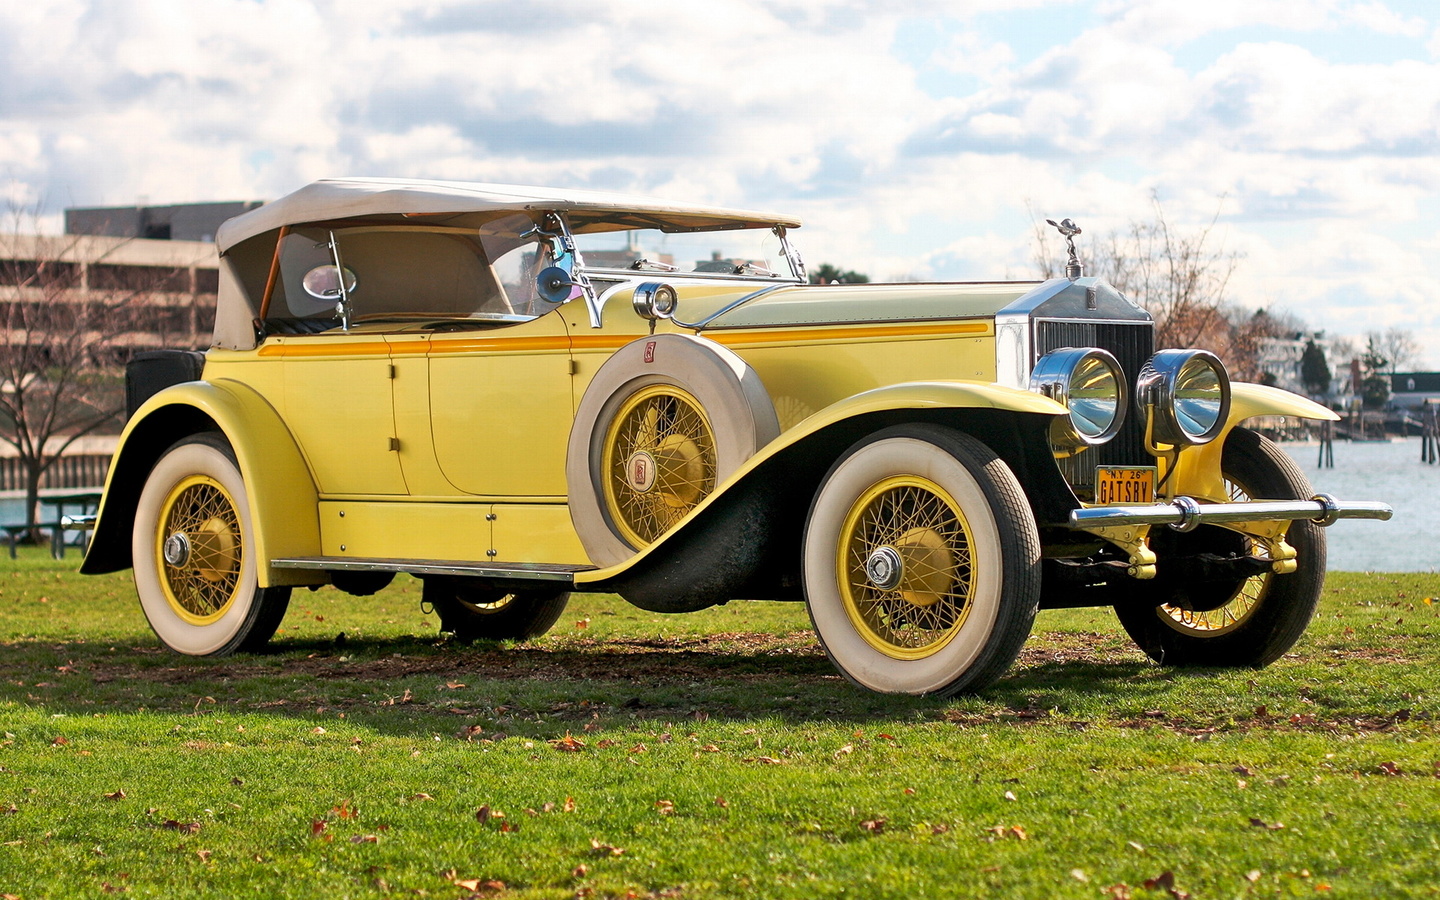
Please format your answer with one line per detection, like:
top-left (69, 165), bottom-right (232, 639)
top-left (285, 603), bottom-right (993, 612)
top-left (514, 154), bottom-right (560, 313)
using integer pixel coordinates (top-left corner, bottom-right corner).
top-left (1281, 438), bottom-right (1439, 573)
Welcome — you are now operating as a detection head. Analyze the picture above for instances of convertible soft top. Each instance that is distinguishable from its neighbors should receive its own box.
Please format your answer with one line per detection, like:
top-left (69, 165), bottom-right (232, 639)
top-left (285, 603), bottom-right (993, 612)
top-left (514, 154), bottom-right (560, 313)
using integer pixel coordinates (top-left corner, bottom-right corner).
top-left (215, 177), bottom-right (802, 252)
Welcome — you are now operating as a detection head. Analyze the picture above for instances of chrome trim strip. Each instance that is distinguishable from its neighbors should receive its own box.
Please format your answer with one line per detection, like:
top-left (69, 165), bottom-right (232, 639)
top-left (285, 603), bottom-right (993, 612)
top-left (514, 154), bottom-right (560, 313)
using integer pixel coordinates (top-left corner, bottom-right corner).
top-left (1068, 493), bottom-right (1394, 531)
top-left (61, 515), bottom-right (97, 530)
top-left (271, 556), bottom-right (593, 581)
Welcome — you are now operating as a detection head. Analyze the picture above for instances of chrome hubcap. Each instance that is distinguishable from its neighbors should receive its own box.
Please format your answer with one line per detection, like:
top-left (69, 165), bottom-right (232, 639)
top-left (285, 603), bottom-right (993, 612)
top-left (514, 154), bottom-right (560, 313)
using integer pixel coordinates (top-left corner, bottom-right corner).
top-left (163, 532), bottom-right (192, 568)
top-left (864, 546), bottom-right (904, 591)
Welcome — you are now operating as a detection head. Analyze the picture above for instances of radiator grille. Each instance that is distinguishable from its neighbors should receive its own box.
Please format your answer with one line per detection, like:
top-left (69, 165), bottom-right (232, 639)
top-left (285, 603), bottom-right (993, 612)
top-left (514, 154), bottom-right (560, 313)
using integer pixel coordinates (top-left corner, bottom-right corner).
top-left (1035, 320), bottom-right (1154, 497)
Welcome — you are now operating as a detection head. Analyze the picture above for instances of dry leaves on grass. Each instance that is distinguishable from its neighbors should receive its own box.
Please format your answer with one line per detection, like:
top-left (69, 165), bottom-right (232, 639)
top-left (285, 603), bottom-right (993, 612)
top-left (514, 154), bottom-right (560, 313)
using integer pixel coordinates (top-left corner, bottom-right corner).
top-left (589, 838), bottom-right (625, 858)
top-left (103, 790), bottom-right (126, 801)
top-left (1248, 817), bottom-right (1285, 831)
top-left (983, 825), bottom-right (1028, 841)
top-left (159, 820), bottom-right (201, 835)
top-left (549, 733), bottom-right (586, 752)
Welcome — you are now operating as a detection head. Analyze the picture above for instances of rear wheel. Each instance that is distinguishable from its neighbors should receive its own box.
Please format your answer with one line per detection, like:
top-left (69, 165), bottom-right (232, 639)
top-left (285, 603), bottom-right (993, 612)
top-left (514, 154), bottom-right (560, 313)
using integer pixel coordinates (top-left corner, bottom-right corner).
top-left (803, 425), bottom-right (1041, 696)
top-left (423, 577), bottom-right (569, 641)
top-left (1114, 427), bottom-right (1326, 667)
top-left (133, 434), bottom-right (290, 656)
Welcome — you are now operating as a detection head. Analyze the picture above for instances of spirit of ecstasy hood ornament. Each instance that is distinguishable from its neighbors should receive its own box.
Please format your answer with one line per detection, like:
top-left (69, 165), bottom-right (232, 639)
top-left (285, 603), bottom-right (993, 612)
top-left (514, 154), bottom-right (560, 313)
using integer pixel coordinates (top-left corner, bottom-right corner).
top-left (1046, 217), bottom-right (1084, 281)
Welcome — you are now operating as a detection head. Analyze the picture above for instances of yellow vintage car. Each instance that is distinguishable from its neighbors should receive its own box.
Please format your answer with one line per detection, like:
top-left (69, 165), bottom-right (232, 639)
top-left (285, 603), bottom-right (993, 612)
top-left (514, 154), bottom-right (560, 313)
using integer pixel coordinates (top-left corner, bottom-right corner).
top-left (81, 178), bottom-right (1391, 695)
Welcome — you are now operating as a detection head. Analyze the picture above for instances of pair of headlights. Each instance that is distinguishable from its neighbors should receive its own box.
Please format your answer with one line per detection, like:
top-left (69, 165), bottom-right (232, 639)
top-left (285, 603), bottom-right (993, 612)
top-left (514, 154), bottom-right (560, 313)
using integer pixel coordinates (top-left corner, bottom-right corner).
top-left (1030, 347), bottom-right (1231, 451)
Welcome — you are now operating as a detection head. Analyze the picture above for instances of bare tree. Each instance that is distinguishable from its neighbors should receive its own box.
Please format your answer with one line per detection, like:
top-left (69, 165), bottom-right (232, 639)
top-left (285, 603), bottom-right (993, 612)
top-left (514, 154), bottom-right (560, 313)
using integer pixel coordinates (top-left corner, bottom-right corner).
top-left (1366, 326), bottom-right (1423, 373)
top-left (1096, 193), bottom-right (1241, 351)
top-left (0, 206), bottom-right (177, 539)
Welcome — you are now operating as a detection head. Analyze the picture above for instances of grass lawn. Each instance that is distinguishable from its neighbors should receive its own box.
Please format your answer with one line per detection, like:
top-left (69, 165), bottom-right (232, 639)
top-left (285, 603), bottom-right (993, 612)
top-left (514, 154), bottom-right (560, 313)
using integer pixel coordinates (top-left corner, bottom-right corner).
top-left (0, 548), bottom-right (1437, 898)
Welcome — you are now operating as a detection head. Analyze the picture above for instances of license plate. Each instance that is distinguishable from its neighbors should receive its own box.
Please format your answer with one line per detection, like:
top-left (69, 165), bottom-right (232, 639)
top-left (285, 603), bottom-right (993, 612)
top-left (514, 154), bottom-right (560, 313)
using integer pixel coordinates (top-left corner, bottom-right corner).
top-left (1095, 466), bottom-right (1157, 505)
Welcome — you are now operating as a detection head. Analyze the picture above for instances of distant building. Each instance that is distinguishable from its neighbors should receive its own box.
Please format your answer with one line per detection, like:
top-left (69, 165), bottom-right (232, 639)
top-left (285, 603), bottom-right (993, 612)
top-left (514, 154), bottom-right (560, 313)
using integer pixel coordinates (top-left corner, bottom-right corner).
top-left (64, 201), bottom-right (262, 243)
top-left (1388, 372), bottom-right (1440, 409)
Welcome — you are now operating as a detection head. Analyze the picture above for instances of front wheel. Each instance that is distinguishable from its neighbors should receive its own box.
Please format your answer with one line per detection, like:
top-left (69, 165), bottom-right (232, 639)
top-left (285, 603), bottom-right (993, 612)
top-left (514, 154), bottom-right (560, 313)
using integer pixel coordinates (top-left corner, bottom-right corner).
top-left (803, 425), bottom-right (1041, 696)
top-left (133, 433), bottom-right (290, 656)
top-left (1114, 427), bottom-right (1326, 667)
top-left (423, 577), bottom-right (570, 641)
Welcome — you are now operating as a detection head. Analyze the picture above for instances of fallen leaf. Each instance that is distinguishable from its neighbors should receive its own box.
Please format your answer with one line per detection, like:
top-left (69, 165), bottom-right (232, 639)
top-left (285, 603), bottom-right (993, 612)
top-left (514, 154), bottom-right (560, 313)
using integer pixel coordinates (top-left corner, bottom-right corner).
top-left (589, 838), bottom-right (624, 857)
top-left (1245, 870), bottom-right (1262, 883)
top-left (563, 796), bottom-right (576, 813)
top-left (1071, 869), bottom-right (1090, 882)
top-left (1376, 761), bottom-right (1402, 776)
top-left (161, 820), bottom-right (201, 835)
top-left (350, 834), bottom-right (379, 844)
top-left (575, 618), bottom-right (590, 630)
top-left (104, 790), bottom-right (126, 801)
top-left (834, 744), bottom-right (854, 758)
top-left (700, 744), bottom-right (721, 753)
top-left (572, 864), bottom-right (589, 878)
top-left (714, 796), bottom-right (729, 808)
top-left (1248, 817), bottom-right (1285, 831)
top-left (196, 849), bottom-right (212, 862)
top-left (655, 800), bottom-right (675, 815)
top-left (332, 800), bottom-right (357, 820)
top-left (445, 682), bottom-right (466, 689)
top-left (627, 743), bottom-right (647, 754)
top-left (930, 824), bottom-right (950, 835)
top-left (860, 818), bottom-right (886, 834)
top-left (51, 736), bottom-right (69, 746)
top-left (1233, 765), bottom-right (1254, 776)
top-left (311, 727), bottom-right (327, 735)
top-left (902, 787), bottom-right (916, 796)
top-left (750, 756), bottom-right (786, 765)
top-left (1004, 791), bottom-right (1017, 802)
top-left (408, 792), bottom-right (434, 802)
top-left (549, 733), bottom-right (586, 752)
top-left (1103, 884), bottom-right (1133, 899)
top-left (310, 820), bottom-right (327, 836)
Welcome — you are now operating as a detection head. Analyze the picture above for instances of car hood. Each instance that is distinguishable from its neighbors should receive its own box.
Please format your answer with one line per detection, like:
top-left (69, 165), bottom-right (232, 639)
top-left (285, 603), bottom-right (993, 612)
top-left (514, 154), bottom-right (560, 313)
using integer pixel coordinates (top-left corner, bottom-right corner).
top-left (682, 281), bottom-right (1044, 330)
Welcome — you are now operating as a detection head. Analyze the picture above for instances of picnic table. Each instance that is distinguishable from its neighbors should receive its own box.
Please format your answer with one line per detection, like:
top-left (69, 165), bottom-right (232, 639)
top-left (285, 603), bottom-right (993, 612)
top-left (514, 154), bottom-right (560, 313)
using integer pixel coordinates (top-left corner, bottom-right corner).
top-left (2, 489), bottom-right (103, 560)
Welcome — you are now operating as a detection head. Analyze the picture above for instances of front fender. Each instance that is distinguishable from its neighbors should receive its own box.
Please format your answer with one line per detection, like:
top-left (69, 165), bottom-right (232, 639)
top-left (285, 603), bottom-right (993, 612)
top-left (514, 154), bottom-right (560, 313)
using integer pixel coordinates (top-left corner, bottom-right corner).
top-left (576, 380), bottom-right (1066, 599)
top-left (1171, 382), bottom-right (1338, 501)
top-left (81, 379), bottom-right (321, 586)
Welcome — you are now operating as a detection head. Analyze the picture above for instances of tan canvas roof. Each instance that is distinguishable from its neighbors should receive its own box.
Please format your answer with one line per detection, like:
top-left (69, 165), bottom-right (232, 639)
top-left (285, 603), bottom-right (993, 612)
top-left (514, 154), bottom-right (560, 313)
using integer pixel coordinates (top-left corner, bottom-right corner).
top-left (215, 177), bottom-right (801, 253)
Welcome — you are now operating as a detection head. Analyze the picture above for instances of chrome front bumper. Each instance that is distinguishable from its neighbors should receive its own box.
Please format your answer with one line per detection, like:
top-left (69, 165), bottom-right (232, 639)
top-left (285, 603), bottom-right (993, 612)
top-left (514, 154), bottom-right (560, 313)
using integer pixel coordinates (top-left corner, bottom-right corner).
top-left (1069, 492), bottom-right (1393, 532)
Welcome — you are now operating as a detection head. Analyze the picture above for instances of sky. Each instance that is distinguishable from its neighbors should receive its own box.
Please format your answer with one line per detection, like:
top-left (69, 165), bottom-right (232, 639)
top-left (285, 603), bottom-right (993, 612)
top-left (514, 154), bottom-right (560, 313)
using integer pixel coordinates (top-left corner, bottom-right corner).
top-left (2, 0), bottom-right (1439, 366)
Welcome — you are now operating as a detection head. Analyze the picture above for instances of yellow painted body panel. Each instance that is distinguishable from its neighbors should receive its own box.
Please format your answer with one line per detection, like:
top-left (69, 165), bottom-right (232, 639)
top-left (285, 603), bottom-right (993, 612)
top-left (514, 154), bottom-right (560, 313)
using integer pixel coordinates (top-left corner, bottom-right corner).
top-left (319, 500), bottom-right (492, 559)
top-left (108, 379), bottom-right (322, 586)
top-left (491, 504), bottom-right (589, 564)
top-left (428, 313), bottom-right (573, 496)
top-left (1170, 383), bottom-right (1340, 501)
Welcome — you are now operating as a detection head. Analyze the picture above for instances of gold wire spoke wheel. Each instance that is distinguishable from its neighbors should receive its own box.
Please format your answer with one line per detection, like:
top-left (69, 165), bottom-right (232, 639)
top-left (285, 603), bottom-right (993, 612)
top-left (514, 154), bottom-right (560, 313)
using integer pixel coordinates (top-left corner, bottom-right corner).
top-left (601, 384), bottom-right (718, 547)
top-left (836, 475), bottom-right (978, 660)
top-left (1157, 475), bottom-right (1268, 637)
top-left (154, 474), bottom-right (245, 625)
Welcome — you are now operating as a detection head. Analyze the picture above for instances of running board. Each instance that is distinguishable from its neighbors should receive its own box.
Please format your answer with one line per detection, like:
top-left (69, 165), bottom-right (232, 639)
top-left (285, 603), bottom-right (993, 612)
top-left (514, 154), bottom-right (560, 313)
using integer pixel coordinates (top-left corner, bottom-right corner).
top-left (271, 556), bottom-right (594, 583)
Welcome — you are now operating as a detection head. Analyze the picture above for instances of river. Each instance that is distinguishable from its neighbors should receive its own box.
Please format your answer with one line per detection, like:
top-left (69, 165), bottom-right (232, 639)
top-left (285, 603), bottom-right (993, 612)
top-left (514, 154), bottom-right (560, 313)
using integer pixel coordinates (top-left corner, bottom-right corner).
top-left (1281, 437), bottom-right (1438, 573)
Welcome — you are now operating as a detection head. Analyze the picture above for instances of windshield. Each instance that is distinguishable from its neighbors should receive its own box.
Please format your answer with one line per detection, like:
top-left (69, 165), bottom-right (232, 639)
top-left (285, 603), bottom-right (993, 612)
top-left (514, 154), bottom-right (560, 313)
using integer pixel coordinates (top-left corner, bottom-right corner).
top-left (572, 226), bottom-right (794, 278)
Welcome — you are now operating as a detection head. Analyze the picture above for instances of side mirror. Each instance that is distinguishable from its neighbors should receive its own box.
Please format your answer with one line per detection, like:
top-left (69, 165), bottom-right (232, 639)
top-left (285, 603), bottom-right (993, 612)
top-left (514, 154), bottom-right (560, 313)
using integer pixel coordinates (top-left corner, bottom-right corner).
top-left (536, 265), bottom-right (580, 304)
top-left (301, 264), bottom-right (358, 300)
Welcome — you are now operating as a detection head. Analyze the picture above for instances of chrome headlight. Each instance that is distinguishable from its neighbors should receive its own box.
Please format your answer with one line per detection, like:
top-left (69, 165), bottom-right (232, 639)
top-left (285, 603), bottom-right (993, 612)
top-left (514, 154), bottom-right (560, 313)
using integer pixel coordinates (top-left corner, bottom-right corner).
top-left (632, 282), bottom-right (678, 321)
top-left (1029, 347), bottom-right (1127, 450)
top-left (1136, 349), bottom-right (1230, 446)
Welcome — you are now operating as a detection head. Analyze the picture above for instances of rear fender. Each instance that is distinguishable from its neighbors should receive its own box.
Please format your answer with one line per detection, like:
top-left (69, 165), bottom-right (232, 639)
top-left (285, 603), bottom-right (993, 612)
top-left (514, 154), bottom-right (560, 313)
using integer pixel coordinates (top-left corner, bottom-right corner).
top-left (81, 380), bottom-right (321, 586)
top-left (1171, 383), bottom-right (1338, 500)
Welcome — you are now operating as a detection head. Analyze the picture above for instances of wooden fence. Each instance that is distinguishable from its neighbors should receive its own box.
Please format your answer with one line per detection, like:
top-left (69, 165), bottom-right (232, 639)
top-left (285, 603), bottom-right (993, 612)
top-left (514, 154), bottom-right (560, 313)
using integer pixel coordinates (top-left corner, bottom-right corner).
top-left (0, 454), bottom-right (111, 491)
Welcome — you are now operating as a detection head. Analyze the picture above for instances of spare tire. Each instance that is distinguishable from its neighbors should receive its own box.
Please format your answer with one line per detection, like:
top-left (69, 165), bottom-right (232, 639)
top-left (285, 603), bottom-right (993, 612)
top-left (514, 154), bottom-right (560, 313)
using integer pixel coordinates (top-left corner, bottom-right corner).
top-left (567, 333), bottom-right (780, 566)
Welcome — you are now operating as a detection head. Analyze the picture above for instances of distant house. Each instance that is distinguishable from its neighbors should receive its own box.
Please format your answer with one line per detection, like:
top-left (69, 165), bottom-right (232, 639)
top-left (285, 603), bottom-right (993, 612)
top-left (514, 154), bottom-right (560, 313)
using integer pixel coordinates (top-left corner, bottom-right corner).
top-left (1388, 372), bottom-right (1440, 409)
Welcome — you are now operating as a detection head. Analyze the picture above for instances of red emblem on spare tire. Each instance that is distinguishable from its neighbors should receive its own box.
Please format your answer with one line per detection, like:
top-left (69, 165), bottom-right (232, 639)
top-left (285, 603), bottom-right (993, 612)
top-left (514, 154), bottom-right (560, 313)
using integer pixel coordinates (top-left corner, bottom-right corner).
top-left (644, 341), bottom-right (656, 363)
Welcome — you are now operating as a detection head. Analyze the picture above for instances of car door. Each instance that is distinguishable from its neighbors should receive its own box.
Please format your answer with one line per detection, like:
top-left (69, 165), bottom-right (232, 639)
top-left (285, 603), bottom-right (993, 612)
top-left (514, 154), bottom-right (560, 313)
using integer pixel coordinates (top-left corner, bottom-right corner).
top-left (425, 311), bottom-right (573, 498)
